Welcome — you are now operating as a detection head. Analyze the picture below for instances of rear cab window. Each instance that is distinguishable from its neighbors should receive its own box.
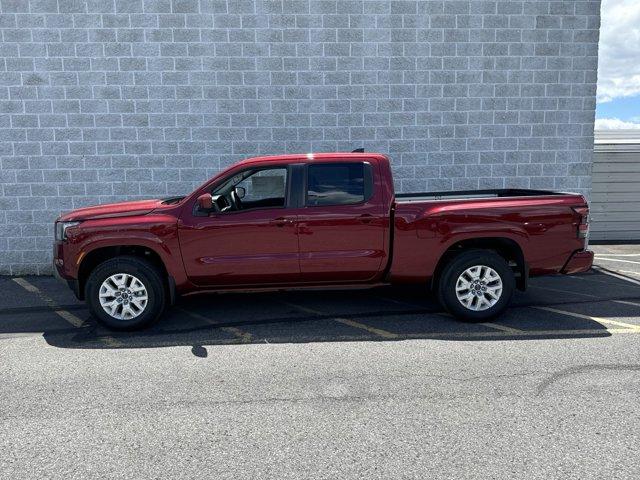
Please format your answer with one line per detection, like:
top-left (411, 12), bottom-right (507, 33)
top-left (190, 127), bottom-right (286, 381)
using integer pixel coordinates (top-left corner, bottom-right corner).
top-left (305, 162), bottom-right (373, 207)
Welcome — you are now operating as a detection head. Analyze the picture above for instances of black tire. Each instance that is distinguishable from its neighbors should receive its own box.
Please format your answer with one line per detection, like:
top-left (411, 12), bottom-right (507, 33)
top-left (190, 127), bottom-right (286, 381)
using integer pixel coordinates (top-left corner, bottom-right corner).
top-left (437, 249), bottom-right (515, 322)
top-left (85, 255), bottom-right (166, 330)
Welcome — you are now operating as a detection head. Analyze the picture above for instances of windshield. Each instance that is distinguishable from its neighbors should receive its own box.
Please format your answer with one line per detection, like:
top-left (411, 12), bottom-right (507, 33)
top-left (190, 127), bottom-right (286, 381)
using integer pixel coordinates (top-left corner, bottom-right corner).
top-left (214, 171), bottom-right (254, 196)
top-left (161, 196), bottom-right (185, 205)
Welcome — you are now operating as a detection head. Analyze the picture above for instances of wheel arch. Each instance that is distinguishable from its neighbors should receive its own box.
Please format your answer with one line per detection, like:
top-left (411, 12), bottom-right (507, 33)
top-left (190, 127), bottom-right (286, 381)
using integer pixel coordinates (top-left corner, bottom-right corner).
top-left (431, 237), bottom-right (527, 292)
top-left (77, 245), bottom-right (172, 302)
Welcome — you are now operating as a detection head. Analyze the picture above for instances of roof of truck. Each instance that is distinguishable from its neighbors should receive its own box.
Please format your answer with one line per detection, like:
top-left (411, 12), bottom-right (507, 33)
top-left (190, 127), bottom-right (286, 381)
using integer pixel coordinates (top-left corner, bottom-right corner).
top-left (235, 152), bottom-right (389, 168)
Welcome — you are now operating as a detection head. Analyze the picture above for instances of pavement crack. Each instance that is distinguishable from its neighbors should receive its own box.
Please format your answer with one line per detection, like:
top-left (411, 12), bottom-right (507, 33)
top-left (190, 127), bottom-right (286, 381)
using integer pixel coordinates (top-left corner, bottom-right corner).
top-left (536, 363), bottom-right (640, 396)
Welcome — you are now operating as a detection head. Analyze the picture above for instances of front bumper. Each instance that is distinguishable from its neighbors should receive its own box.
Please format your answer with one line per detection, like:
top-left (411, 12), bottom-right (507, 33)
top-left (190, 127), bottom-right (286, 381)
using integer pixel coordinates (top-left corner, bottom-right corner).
top-left (53, 260), bottom-right (65, 282)
top-left (53, 243), bottom-right (82, 299)
top-left (52, 242), bottom-right (68, 282)
top-left (561, 250), bottom-right (594, 275)
top-left (54, 263), bottom-right (81, 299)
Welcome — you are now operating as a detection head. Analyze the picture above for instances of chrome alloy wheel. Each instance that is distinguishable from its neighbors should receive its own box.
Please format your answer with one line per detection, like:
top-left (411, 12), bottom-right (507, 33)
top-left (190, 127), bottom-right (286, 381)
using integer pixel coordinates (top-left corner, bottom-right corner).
top-left (455, 265), bottom-right (503, 311)
top-left (98, 273), bottom-right (148, 320)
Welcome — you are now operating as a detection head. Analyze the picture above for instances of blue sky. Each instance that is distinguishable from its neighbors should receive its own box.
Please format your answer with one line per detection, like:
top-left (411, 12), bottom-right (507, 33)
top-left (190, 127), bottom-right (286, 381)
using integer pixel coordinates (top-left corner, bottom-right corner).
top-left (597, 97), bottom-right (640, 124)
top-left (595, 0), bottom-right (640, 129)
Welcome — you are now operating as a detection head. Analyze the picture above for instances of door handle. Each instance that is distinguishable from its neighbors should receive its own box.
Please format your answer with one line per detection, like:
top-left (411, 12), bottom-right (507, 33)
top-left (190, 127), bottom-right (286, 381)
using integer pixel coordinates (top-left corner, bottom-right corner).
top-left (270, 217), bottom-right (294, 227)
top-left (358, 214), bottom-right (374, 224)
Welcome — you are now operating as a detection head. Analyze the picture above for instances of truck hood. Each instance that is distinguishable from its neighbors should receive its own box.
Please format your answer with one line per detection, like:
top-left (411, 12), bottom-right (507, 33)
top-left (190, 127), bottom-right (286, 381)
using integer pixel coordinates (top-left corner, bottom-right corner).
top-left (57, 199), bottom-right (165, 222)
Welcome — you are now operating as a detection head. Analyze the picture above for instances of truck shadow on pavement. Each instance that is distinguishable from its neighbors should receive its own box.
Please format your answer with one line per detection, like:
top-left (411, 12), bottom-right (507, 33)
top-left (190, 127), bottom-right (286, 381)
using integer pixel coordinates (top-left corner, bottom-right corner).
top-left (1, 270), bottom-right (639, 354)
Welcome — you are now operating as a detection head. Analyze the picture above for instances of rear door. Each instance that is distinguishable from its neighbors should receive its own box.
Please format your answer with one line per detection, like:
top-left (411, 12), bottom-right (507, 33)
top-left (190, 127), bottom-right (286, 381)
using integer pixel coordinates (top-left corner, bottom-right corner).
top-left (178, 165), bottom-right (300, 286)
top-left (297, 161), bottom-right (387, 282)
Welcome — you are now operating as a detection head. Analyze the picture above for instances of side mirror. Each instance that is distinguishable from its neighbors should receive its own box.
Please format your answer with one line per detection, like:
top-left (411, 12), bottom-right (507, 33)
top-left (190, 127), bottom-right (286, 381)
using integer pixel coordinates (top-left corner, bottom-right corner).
top-left (235, 186), bottom-right (246, 199)
top-left (197, 193), bottom-right (213, 211)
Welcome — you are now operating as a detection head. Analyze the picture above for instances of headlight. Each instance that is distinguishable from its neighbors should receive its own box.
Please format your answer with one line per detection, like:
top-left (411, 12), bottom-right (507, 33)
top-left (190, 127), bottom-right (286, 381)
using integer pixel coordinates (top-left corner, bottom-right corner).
top-left (55, 221), bottom-right (80, 241)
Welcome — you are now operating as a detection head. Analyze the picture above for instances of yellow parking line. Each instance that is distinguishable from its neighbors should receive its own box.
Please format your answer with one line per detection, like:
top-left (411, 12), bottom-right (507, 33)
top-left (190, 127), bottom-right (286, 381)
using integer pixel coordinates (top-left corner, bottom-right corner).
top-left (54, 309), bottom-right (85, 328)
top-left (380, 296), bottom-right (524, 333)
top-left (481, 322), bottom-right (523, 333)
top-left (281, 301), bottom-right (399, 339)
top-left (92, 334), bottom-right (124, 347)
top-left (12, 277), bottom-right (85, 328)
top-left (12, 277), bottom-right (39, 293)
top-left (12, 277), bottom-right (126, 346)
top-left (177, 307), bottom-right (253, 343)
top-left (535, 306), bottom-right (640, 331)
top-left (332, 317), bottom-right (399, 339)
top-left (438, 311), bottom-right (523, 333)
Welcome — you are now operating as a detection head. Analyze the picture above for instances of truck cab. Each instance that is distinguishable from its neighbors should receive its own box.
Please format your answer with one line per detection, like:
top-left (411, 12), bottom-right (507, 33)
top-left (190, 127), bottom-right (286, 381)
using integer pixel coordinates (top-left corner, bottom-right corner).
top-left (180, 154), bottom-right (390, 286)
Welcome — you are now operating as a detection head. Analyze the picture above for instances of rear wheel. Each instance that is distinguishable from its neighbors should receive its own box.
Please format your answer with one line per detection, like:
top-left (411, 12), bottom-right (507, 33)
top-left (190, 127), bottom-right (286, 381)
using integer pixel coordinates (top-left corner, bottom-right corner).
top-left (85, 256), bottom-right (166, 330)
top-left (437, 249), bottom-right (515, 322)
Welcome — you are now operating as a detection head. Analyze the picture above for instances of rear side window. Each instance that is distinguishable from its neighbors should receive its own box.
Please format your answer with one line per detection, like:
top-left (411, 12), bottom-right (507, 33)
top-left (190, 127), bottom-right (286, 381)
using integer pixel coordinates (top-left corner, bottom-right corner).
top-left (306, 163), bottom-right (373, 206)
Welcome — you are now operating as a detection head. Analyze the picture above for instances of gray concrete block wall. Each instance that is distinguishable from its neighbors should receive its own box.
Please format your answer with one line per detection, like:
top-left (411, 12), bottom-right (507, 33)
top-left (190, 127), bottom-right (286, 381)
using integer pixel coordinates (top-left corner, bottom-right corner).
top-left (0, 0), bottom-right (601, 274)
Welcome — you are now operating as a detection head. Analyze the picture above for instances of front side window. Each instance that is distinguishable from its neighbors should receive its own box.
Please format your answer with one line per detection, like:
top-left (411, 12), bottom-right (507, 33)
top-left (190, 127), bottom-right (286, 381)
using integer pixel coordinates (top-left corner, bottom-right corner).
top-left (214, 167), bottom-right (288, 212)
top-left (306, 163), bottom-right (371, 206)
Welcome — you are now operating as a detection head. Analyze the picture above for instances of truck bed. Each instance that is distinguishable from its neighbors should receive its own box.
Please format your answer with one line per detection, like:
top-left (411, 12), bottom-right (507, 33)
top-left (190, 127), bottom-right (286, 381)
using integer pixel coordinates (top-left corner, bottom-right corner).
top-left (389, 187), bottom-right (588, 283)
top-left (396, 188), bottom-right (567, 203)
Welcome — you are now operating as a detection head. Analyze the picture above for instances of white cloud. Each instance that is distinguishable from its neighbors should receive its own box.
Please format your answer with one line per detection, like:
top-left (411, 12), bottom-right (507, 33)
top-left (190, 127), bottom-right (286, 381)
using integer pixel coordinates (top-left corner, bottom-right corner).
top-left (595, 118), bottom-right (640, 129)
top-left (597, 0), bottom-right (640, 103)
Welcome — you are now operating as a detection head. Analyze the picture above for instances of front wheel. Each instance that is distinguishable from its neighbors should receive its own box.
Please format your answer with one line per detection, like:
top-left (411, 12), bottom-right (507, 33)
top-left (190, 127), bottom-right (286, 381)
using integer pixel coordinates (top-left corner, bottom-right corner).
top-left (437, 249), bottom-right (515, 322)
top-left (85, 256), bottom-right (166, 330)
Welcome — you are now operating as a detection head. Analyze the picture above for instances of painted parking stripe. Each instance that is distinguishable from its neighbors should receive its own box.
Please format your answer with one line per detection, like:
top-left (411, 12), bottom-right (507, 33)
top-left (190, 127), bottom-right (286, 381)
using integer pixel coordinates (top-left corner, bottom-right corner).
top-left (286, 301), bottom-right (521, 337)
top-left (617, 270), bottom-right (640, 277)
top-left (12, 277), bottom-right (41, 293)
top-left (0, 304), bottom-right (86, 316)
top-left (567, 274), bottom-right (639, 287)
top-left (613, 299), bottom-right (640, 308)
top-left (596, 257), bottom-right (640, 265)
top-left (281, 301), bottom-right (399, 339)
top-left (54, 309), bottom-right (85, 328)
top-left (534, 306), bottom-right (640, 331)
top-left (373, 296), bottom-right (526, 333)
top-left (11, 279), bottom-right (126, 347)
top-left (480, 322), bottom-right (523, 333)
top-left (593, 268), bottom-right (640, 287)
top-left (529, 284), bottom-right (600, 299)
top-left (594, 253), bottom-right (640, 257)
top-left (12, 277), bottom-right (85, 328)
top-left (377, 295), bottom-right (514, 333)
top-left (177, 307), bottom-right (253, 343)
top-left (332, 317), bottom-right (400, 339)
top-left (436, 311), bottom-right (523, 333)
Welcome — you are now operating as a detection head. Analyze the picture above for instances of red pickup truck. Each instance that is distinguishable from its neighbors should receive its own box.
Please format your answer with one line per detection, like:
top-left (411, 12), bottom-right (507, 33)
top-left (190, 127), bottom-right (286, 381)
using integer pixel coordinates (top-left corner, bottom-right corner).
top-left (53, 152), bottom-right (593, 330)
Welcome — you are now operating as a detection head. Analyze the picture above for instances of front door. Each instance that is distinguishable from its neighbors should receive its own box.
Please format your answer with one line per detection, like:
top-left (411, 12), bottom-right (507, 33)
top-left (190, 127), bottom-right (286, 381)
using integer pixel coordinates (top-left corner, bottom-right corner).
top-left (298, 161), bottom-right (388, 282)
top-left (178, 166), bottom-right (300, 286)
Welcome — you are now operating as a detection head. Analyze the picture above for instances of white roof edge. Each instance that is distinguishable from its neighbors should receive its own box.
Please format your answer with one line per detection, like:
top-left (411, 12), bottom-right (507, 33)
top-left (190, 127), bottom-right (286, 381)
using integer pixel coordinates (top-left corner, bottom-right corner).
top-left (594, 129), bottom-right (640, 144)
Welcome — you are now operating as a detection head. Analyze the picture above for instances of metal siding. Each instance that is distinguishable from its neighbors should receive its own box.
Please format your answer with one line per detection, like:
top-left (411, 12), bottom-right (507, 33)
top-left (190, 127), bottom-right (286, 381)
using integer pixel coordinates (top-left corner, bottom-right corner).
top-left (590, 144), bottom-right (640, 241)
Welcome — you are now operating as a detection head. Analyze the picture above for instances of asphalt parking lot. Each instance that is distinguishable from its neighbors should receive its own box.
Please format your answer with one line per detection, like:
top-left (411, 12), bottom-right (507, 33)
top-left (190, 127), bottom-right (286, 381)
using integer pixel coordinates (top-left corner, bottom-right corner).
top-left (1, 245), bottom-right (640, 479)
